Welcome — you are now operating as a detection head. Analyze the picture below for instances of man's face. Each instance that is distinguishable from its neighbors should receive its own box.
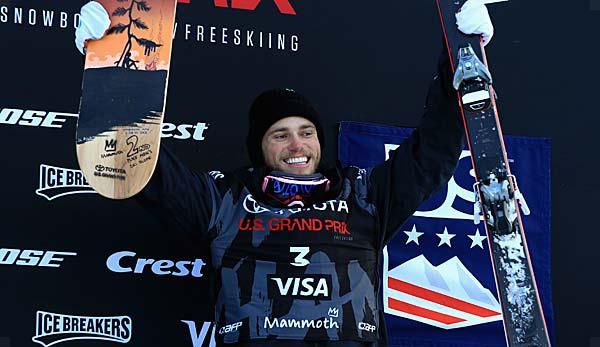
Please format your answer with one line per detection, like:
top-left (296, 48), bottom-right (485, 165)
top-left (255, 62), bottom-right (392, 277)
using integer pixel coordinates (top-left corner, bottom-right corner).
top-left (261, 116), bottom-right (321, 175)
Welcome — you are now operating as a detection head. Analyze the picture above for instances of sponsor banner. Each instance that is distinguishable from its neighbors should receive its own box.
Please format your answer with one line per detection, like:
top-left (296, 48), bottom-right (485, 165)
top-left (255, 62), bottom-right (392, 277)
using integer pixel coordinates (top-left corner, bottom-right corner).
top-left (0, 107), bottom-right (208, 143)
top-left (1, 2), bottom-right (301, 52)
top-left (338, 121), bottom-right (553, 346)
top-left (32, 311), bottom-right (132, 347)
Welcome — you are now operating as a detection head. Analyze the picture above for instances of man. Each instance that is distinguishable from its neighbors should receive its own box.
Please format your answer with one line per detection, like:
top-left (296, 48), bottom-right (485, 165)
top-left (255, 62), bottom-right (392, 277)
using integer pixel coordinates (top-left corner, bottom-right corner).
top-left (76, 1), bottom-right (494, 346)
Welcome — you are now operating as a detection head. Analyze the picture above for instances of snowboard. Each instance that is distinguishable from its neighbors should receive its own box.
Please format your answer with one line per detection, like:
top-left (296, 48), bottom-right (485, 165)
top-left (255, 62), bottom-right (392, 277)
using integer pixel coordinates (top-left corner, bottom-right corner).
top-left (76, 0), bottom-right (177, 199)
top-left (436, 1), bottom-right (552, 346)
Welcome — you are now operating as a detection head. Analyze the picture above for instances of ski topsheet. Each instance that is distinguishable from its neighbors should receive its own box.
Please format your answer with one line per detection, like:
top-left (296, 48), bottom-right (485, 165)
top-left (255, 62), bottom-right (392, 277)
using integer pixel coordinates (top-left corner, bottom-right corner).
top-left (435, 1), bottom-right (551, 346)
top-left (76, 0), bottom-right (177, 199)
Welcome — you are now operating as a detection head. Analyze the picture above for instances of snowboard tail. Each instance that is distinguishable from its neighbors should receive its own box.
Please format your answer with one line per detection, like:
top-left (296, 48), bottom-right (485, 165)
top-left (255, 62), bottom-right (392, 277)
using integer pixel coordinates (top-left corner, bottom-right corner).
top-left (436, 0), bottom-right (551, 346)
top-left (76, 0), bottom-right (177, 199)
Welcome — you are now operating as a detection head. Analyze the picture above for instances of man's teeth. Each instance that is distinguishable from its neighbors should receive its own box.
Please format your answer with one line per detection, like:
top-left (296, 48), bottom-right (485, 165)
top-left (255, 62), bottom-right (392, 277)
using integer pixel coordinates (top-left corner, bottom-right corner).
top-left (285, 157), bottom-right (308, 164)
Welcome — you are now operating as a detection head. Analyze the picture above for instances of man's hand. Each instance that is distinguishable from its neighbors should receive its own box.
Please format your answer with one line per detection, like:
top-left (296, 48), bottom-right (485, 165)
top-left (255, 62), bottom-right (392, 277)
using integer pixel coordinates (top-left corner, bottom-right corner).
top-left (455, 0), bottom-right (495, 46)
top-left (75, 1), bottom-right (110, 54)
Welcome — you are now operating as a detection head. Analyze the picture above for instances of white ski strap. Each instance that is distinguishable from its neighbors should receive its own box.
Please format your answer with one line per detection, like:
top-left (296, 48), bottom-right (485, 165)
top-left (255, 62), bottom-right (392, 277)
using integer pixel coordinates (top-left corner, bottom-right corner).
top-left (508, 175), bottom-right (531, 215)
top-left (473, 182), bottom-right (482, 224)
top-left (514, 189), bottom-right (531, 215)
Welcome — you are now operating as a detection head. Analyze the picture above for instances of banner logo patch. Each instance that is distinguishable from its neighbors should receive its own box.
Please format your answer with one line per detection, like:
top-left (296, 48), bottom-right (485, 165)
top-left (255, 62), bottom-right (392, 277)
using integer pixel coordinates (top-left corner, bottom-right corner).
top-left (32, 311), bottom-right (132, 347)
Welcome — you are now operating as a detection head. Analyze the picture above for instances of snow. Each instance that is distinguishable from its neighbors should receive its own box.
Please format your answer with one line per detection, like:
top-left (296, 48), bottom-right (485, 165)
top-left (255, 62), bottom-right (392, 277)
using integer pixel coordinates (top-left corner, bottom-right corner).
top-left (494, 233), bottom-right (535, 342)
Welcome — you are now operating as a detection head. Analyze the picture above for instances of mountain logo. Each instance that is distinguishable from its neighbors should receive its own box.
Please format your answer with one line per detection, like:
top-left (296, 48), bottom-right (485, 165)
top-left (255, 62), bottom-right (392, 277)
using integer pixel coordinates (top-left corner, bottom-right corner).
top-left (383, 252), bottom-right (502, 329)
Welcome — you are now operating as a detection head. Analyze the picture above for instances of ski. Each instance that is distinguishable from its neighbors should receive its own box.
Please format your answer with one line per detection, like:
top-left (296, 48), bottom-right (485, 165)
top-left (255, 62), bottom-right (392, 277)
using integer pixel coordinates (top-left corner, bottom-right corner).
top-left (435, 1), bottom-right (551, 346)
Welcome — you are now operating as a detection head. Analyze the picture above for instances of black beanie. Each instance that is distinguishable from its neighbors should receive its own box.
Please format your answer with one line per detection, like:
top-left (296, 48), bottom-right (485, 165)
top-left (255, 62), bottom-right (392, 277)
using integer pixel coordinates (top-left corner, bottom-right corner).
top-left (246, 88), bottom-right (324, 167)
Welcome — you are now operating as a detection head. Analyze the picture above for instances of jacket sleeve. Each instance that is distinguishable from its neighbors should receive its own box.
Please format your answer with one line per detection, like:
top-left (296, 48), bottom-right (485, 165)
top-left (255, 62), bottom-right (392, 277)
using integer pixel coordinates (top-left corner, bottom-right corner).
top-left (134, 144), bottom-right (221, 238)
top-left (369, 52), bottom-right (466, 246)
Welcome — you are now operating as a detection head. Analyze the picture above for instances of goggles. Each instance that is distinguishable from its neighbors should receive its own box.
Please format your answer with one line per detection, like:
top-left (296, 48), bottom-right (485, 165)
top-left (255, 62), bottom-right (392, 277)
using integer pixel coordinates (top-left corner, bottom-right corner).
top-left (262, 172), bottom-right (330, 207)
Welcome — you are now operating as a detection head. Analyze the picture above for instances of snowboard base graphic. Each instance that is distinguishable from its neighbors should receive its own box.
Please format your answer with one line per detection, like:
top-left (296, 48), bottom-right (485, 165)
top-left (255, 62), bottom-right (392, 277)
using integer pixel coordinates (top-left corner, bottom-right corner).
top-left (76, 0), bottom-right (177, 199)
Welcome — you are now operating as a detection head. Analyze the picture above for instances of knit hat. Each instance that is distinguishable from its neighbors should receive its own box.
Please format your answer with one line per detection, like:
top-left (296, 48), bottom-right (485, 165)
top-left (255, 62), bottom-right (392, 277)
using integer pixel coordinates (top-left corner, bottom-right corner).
top-left (246, 88), bottom-right (324, 167)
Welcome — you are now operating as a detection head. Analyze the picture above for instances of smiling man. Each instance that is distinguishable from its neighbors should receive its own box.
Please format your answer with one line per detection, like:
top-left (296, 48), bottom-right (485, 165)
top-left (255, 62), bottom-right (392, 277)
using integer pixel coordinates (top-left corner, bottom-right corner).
top-left (260, 116), bottom-right (320, 175)
top-left (76, 1), bottom-right (495, 346)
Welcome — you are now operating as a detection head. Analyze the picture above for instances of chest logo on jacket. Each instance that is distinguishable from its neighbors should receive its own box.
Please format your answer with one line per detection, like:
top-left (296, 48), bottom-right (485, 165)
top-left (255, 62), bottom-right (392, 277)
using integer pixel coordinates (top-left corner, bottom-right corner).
top-left (268, 274), bottom-right (332, 299)
top-left (242, 194), bottom-right (349, 215)
top-left (238, 217), bottom-right (350, 236)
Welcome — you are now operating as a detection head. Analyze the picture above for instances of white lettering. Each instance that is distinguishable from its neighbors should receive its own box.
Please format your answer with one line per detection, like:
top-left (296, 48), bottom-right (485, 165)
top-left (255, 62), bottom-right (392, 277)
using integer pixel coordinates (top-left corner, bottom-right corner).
top-left (28, 8), bottom-right (36, 25)
top-left (106, 251), bottom-right (206, 277)
top-left (151, 259), bottom-right (174, 275)
top-left (14, 249), bottom-right (44, 266)
top-left (38, 251), bottom-right (77, 268)
top-left (197, 25), bottom-right (204, 41)
top-left (60, 11), bottom-right (67, 28)
top-left (0, 108), bottom-right (76, 128)
top-left (210, 26), bottom-right (216, 43)
top-left (313, 203), bottom-right (327, 211)
top-left (247, 30), bottom-right (254, 46)
top-left (181, 321), bottom-right (215, 347)
top-left (42, 10), bottom-right (53, 26)
top-left (299, 278), bottom-right (314, 296)
top-left (14, 8), bottom-right (22, 24)
top-left (233, 29), bottom-right (241, 45)
top-left (0, 248), bottom-right (76, 267)
top-left (243, 195), bottom-right (349, 216)
top-left (106, 251), bottom-right (135, 273)
top-left (289, 246), bottom-right (310, 267)
top-left (270, 276), bottom-right (330, 298)
top-left (338, 200), bottom-right (349, 213)
top-left (19, 110), bottom-right (45, 126)
top-left (264, 317), bottom-right (339, 330)
top-left (0, 248), bottom-right (19, 264)
top-left (1, 8), bottom-right (80, 28)
top-left (185, 23), bottom-right (191, 40)
top-left (272, 277), bottom-right (293, 295)
top-left (218, 321), bottom-right (242, 335)
top-left (313, 278), bottom-right (328, 297)
top-left (221, 27), bottom-right (228, 44)
top-left (161, 122), bottom-right (209, 141)
top-left (0, 7), bottom-right (7, 23)
top-left (358, 322), bottom-right (377, 332)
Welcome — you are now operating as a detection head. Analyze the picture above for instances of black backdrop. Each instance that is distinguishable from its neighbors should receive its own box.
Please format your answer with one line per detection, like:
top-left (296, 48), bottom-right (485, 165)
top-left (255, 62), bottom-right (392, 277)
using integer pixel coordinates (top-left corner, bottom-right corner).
top-left (0, 0), bottom-right (598, 346)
